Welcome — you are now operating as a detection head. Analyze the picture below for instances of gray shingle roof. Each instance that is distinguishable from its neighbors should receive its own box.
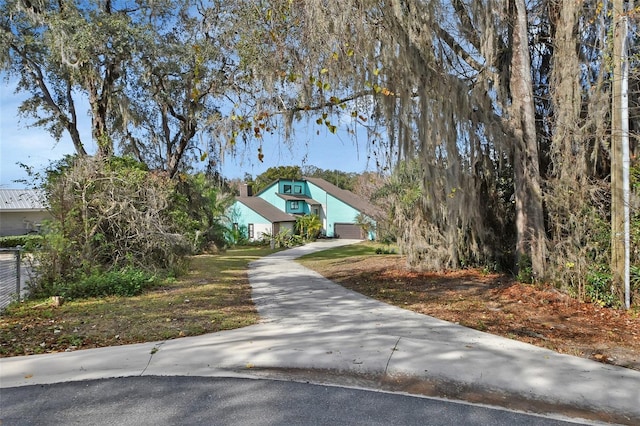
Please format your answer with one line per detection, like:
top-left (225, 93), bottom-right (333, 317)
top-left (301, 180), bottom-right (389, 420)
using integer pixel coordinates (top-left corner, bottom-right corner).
top-left (236, 197), bottom-right (296, 223)
top-left (0, 189), bottom-right (47, 211)
top-left (277, 193), bottom-right (322, 205)
top-left (303, 177), bottom-right (381, 218)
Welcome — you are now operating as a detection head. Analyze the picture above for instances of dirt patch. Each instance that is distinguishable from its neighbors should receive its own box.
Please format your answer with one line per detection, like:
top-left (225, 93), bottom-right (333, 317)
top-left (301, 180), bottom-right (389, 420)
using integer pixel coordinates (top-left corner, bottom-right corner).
top-left (301, 255), bottom-right (640, 371)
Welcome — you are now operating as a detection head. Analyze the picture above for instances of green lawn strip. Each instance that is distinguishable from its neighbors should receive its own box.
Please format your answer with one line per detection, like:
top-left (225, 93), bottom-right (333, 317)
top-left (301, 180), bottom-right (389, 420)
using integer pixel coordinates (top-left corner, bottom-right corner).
top-left (297, 241), bottom-right (396, 262)
top-left (0, 247), bottom-right (275, 357)
top-left (296, 241), bottom-right (398, 277)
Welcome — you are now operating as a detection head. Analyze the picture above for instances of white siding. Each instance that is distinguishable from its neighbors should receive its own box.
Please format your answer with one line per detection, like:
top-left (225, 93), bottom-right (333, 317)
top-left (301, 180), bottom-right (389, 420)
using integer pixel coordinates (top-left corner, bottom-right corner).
top-left (0, 212), bottom-right (51, 236)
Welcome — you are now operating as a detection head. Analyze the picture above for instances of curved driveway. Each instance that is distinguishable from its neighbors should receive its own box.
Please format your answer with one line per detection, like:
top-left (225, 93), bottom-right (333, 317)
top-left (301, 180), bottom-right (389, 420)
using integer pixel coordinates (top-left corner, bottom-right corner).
top-left (1, 240), bottom-right (639, 423)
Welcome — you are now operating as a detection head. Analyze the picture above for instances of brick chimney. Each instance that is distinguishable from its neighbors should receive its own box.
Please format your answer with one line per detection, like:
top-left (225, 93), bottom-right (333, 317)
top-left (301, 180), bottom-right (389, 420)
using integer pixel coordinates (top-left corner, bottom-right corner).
top-left (239, 183), bottom-right (253, 197)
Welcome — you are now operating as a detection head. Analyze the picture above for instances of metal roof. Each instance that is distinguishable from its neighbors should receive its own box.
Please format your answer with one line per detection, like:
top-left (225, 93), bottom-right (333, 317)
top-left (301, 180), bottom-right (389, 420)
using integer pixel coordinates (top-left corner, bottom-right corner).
top-left (0, 189), bottom-right (47, 211)
top-left (236, 197), bottom-right (297, 223)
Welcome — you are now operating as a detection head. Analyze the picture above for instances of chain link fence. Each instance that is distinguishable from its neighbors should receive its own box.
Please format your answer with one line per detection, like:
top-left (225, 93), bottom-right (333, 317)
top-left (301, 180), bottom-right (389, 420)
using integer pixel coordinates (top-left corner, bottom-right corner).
top-left (0, 248), bottom-right (27, 310)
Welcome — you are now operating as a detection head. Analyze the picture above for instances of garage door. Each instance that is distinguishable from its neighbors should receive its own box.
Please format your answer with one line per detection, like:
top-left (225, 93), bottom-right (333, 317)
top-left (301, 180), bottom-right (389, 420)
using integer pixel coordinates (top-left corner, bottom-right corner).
top-left (334, 223), bottom-right (363, 239)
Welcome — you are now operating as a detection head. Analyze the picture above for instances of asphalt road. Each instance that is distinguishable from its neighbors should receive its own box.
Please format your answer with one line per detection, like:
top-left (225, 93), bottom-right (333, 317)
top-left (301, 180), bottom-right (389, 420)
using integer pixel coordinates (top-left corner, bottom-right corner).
top-left (1, 376), bottom-right (586, 425)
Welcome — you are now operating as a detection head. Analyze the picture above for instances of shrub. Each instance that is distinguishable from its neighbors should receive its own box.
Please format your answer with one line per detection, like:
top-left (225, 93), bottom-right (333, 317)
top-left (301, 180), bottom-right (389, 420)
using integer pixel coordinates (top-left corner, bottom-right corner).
top-left (32, 268), bottom-right (158, 300)
top-left (224, 224), bottom-right (249, 246)
top-left (30, 155), bottom-right (189, 290)
top-left (585, 265), bottom-right (619, 308)
top-left (295, 214), bottom-right (322, 241)
top-left (375, 246), bottom-right (396, 255)
top-left (171, 173), bottom-right (235, 253)
top-left (516, 254), bottom-right (534, 284)
top-left (0, 235), bottom-right (43, 249)
top-left (261, 229), bottom-right (302, 248)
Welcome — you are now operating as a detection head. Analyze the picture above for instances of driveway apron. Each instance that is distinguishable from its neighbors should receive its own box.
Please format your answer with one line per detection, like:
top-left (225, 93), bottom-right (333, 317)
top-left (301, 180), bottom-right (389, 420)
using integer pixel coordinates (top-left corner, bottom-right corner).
top-left (1, 240), bottom-right (639, 423)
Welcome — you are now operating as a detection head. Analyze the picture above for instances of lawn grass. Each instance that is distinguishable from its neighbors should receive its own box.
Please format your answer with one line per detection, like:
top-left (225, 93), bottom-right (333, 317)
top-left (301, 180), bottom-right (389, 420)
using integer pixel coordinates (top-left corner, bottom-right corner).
top-left (0, 246), bottom-right (275, 357)
top-left (298, 241), bottom-right (397, 261)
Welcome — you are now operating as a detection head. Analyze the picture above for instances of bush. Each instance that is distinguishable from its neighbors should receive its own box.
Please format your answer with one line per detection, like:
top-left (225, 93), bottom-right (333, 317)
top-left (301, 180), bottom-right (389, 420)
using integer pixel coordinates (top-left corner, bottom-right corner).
top-left (375, 246), bottom-right (396, 255)
top-left (516, 254), bottom-right (534, 284)
top-left (261, 229), bottom-right (302, 248)
top-left (585, 265), bottom-right (618, 308)
top-left (0, 235), bottom-right (43, 249)
top-left (171, 173), bottom-right (235, 253)
top-left (32, 268), bottom-right (158, 300)
top-left (224, 224), bottom-right (249, 246)
top-left (31, 155), bottom-right (189, 289)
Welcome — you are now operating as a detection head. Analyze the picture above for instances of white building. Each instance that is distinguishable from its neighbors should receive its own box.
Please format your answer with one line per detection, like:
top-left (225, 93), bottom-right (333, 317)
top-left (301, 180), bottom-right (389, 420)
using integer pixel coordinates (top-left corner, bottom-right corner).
top-left (0, 189), bottom-right (51, 236)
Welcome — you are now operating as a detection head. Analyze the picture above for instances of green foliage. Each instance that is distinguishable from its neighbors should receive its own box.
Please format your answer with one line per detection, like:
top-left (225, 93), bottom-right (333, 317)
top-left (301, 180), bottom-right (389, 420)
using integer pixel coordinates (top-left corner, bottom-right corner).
top-left (372, 159), bottom-right (423, 249)
top-left (299, 242), bottom-right (383, 261)
top-left (225, 224), bottom-right (249, 247)
top-left (0, 235), bottom-right (43, 249)
top-left (296, 214), bottom-right (322, 240)
top-left (375, 246), bottom-right (396, 254)
top-left (302, 166), bottom-right (358, 191)
top-left (31, 267), bottom-right (158, 300)
top-left (516, 255), bottom-right (534, 284)
top-left (585, 265), bottom-right (619, 308)
top-left (1, 0), bottom-right (146, 156)
top-left (252, 166), bottom-right (302, 193)
top-left (172, 173), bottom-right (235, 252)
top-left (29, 155), bottom-right (189, 294)
top-left (249, 165), bottom-right (359, 194)
top-left (2, 0), bottom-right (240, 166)
top-left (261, 229), bottom-right (302, 248)
top-left (355, 213), bottom-right (376, 240)
top-left (549, 163), bottom-right (640, 307)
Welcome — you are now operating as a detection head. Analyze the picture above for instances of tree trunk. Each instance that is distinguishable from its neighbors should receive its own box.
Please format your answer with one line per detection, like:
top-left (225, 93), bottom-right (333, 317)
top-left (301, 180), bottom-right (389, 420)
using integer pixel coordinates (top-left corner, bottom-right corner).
top-left (88, 62), bottom-right (119, 158)
top-left (166, 122), bottom-right (196, 179)
top-left (89, 83), bottom-right (112, 158)
top-left (66, 122), bottom-right (87, 157)
top-left (509, 0), bottom-right (547, 279)
top-left (61, 81), bottom-right (88, 156)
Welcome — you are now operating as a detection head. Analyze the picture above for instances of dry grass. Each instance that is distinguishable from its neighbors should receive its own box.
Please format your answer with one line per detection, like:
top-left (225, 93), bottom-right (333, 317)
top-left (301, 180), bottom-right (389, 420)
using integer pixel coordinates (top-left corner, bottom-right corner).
top-left (0, 247), bottom-right (274, 357)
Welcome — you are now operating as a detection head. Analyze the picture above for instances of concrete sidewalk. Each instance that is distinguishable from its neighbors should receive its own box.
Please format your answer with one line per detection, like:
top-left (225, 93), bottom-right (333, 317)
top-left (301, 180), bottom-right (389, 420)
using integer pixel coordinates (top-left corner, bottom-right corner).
top-left (1, 240), bottom-right (639, 424)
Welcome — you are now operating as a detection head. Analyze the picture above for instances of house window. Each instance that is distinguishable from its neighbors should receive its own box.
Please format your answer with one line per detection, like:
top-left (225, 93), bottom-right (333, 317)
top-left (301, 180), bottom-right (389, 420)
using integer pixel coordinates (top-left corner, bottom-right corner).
top-left (294, 185), bottom-right (302, 194)
top-left (283, 184), bottom-right (292, 194)
top-left (313, 208), bottom-right (319, 216)
top-left (248, 223), bottom-right (254, 239)
top-left (290, 201), bottom-right (300, 210)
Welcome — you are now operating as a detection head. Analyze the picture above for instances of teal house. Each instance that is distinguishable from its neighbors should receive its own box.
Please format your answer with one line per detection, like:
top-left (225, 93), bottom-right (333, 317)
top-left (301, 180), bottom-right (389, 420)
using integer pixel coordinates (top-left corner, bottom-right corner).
top-left (228, 177), bottom-right (378, 241)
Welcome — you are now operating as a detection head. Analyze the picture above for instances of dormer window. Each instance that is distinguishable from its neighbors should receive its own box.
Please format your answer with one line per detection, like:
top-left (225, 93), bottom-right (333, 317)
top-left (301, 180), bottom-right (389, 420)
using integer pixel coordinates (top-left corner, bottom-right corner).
top-left (294, 185), bottom-right (302, 194)
top-left (283, 184), bottom-right (292, 194)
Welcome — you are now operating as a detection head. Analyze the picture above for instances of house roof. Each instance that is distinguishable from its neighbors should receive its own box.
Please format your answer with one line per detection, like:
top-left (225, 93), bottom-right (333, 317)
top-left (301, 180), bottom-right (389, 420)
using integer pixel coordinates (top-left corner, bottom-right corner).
top-left (236, 196), bottom-right (296, 223)
top-left (0, 189), bottom-right (47, 211)
top-left (302, 177), bottom-right (381, 218)
top-left (277, 193), bottom-right (322, 205)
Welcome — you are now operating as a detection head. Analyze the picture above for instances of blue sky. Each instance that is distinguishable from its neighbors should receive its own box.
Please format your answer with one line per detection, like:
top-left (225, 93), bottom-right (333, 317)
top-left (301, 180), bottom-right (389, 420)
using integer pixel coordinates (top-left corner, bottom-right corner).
top-left (0, 79), bottom-right (376, 189)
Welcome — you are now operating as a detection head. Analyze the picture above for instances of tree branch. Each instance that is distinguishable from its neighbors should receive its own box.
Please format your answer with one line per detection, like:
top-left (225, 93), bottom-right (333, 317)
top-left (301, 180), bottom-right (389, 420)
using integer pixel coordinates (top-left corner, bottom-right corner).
top-left (434, 24), bottom-right (485, 74)
top-left (279, 89), bottom-right (376, 115)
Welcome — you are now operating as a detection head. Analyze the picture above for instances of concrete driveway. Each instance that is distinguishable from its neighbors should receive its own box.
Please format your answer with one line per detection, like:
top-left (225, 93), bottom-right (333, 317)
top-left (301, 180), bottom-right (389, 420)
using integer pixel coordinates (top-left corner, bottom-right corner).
top-left (1, 240), bottom-right (639, 424)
